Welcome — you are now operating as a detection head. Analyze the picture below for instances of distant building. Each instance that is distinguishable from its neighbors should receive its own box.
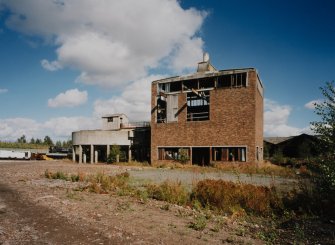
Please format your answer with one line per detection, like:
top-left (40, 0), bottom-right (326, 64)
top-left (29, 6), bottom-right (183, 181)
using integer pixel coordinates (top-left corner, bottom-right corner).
top-left (150, 54), bottom-right (264, 165)
top-left (72, 114), bottom-right (150, 163)
top-left (264, 133), bottom-right (319, 159)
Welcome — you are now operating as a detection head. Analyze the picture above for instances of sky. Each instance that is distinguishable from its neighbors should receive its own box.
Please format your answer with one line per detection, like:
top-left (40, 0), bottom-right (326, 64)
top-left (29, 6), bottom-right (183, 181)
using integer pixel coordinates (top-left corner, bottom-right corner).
top-left (0, 0), bottom-right (334, 142)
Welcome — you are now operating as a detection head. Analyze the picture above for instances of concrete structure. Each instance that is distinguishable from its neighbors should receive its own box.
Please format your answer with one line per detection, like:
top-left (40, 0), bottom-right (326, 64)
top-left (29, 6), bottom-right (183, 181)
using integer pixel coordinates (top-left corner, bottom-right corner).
top-left (72, 114), bottom-right (150, 163)
top-left (150, 54), bottom-right (264, 165)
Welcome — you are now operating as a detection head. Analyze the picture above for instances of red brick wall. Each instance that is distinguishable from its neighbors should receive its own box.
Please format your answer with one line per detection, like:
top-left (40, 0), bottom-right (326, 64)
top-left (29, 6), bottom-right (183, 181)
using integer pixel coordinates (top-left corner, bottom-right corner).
top-left (151, 70), bottom-right (263, 165)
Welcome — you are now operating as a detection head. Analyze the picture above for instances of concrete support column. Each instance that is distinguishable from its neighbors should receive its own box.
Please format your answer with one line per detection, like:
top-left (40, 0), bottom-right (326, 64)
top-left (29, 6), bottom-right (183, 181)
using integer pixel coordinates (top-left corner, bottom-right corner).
top-left (94, 151), bottom-right (98, 163)
top-left (78, 145), bottom-right (83, 164)
top-left (83, 154), bottom-right (87, 164)
top-left (209, 147), bottom-right (212, 162)
top-left (72, 146), bottom-right (76, 162)
top-left (90, 145), bottom-right (94, 164)
top-left (107, 145), bottom-right (110, 162)
top-left (189, 147), bottom-right (192, 165)
top-left (128, 146), bottom-right (132, 163)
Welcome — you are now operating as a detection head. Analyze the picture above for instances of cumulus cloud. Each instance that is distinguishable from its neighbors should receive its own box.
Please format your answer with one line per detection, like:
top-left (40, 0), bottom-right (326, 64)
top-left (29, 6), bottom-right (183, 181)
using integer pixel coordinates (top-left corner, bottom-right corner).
top-left (0, 116), bottom-right (98, 142)
top-left (0, 118), bottom-right (42, 141)
top-left (94, 74), bottom-right (164, 121)
top-left (304, 99), bottom-right (323, 110)
top-left (41, 59), bottom-right (62, 71)
top-left (48, 89), bottom-right (87, 108)
top-left (43, 116), bottom-right (99, 138)
top-left (3, 0), bottom-right (206, 87)
top-left (0, 88), bottom-right (8, 94)
top-left (264, 99), bottom-right (309, 136)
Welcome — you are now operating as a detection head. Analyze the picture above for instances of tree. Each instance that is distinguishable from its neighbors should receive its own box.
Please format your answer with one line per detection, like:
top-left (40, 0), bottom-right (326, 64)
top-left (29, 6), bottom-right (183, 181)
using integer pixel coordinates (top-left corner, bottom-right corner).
top-left (30, 138), bottom-right (35, 144)
top-left (17, 135), bottom-right (26, 143)
top-left (311, 81), bottom-right (335, 156)
top-left (43, 136), bottom-right (54, 146)
top-left (311, 81), bottom-right (335, 191)
top-left (55, 140), bottom-right (62, 147)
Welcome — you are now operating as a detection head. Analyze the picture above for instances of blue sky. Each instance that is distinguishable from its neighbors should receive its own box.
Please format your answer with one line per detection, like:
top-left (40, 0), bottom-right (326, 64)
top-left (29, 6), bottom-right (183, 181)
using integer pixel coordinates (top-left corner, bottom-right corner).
top-left (0, 0), bottom-right (334, 141)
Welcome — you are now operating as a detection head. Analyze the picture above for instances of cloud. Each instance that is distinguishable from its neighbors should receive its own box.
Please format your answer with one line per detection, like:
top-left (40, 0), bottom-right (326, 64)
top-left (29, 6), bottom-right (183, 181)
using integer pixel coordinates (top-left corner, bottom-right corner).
top-left (0, 118), bottom-right (42, 141)
top-left (43, 116), bottom-right (99, 138)
top-left (0, 88), bottom-right (8, 94)
top-left (304, 99), bottom-right (323, 110)
top-left (0, 116), bottom-right (98, 142)
top-left (264, 99), bottom-right (310, 136)
top-left (3, 0), bottom-right (207, 87)
top-left (93, 74), bottom-right (164, 121)
top-left (48, 89), bottom-right (87, 108)
top-left (41, 59), bottom-right (62, 71)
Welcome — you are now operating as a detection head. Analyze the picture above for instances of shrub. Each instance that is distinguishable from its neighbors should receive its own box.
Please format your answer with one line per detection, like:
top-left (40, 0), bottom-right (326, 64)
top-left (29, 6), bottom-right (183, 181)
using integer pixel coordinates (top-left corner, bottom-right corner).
top-left (107, 145), bottom-right (127, 163)
top-left (191, 179), bottom-right (282, 215)
top-left (146, 181), bottom-right (189, 205)
top-left (88, 172), bottom-right (131, 194)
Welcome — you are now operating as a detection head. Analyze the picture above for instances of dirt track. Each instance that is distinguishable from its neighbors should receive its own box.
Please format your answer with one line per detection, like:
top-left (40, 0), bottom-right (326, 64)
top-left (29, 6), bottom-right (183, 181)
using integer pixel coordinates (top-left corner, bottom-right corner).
top-left (0, 160), bottom-right (265, 244)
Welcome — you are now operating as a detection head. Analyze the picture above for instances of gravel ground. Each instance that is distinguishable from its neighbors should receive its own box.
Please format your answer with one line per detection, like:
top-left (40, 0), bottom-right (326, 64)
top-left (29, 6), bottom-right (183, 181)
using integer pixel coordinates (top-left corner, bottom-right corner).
top-left (0, 160), bottom-right (265, 245)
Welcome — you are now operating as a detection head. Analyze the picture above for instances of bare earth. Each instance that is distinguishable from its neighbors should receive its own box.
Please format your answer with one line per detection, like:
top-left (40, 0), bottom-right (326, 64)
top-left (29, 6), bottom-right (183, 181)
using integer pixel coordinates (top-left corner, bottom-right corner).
top-left (0, 160), bottom-right (286, 244)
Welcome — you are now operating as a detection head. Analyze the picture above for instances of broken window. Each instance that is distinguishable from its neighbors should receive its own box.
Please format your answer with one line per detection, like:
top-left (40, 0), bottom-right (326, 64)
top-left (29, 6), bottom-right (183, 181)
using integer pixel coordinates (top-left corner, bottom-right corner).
top-left (158, 147), bottom-right (190, 160)
top-left (156, 97), bottom-right (166, 123)
top-left (183, 79), bottom-right (198, 91)
top-left (212, 147), bottom-right (246, 162)
top-left (198, 77), bottom-right (215, 89)
top-left (170, 81), bottom-right (182, 92)
top-left (217, 73), bottom-right (247, 88)
top-left (187, 90), bottom-right (210, 121)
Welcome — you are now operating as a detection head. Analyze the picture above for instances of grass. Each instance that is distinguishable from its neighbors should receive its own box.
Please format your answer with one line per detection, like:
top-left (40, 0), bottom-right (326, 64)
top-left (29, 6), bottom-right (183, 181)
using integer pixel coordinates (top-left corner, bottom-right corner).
top-left (44, 168), bottom-right (334, 243)
top-left (192, 179), bottom-right (282, 216)
top-left (146, 180), bottom-right (189, 205)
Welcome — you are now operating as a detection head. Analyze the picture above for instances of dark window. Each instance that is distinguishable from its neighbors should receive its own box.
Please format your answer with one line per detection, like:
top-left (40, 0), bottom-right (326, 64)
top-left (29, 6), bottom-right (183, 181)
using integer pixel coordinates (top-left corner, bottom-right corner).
top-left (156, 98), bottom-right (166, 123)
top-left (107, 117), bottom-right (113, 122)
top-left (183, 79), bottom-right (198, 91)
top-left (217, 73), bottom-right (247, 88)
top-left (158, 147), bottom-right (190, 160)
top-left (198, 77), bottom-right (214, 89)
top-left (212, 147), bottom-right (246, 162)
top-left (187, 91), bottom-right (210, 121)
top-left (170, 81), bottom-right (182, 92)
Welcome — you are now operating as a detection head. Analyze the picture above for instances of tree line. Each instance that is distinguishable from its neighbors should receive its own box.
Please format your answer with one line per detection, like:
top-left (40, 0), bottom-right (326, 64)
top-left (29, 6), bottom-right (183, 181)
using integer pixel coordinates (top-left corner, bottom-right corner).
top-left (0, 135), bottom-right (72, 148)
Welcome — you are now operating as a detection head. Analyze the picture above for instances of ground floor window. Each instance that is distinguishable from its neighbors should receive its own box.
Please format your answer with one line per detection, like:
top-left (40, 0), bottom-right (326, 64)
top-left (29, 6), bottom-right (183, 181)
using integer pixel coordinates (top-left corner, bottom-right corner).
top-left (158, 147), bottom-right (190, 161)
top-left (212, 147), bottom-right (246, 162)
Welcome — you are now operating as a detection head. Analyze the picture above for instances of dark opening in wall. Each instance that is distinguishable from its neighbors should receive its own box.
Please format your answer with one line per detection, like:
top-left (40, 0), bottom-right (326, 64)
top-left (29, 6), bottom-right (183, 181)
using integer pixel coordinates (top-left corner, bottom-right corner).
top-left (217, 73), bottom-right (247, 88)
top-left (187, 91), bottom-right (210, 121)
top-left (157, 98), bottom-right (166, 123)
top-left (212, 147), bottom-right (246, 162)
top-left (192, 147), bottom-right (210, 166)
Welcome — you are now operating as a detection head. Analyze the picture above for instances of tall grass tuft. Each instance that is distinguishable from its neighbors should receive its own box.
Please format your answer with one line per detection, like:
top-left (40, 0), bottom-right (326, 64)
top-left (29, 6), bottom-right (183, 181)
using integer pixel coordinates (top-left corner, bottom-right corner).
top-left (146, 181), bottom-right (189, 206)
top-left (192, 179), bottom-right (282, 216)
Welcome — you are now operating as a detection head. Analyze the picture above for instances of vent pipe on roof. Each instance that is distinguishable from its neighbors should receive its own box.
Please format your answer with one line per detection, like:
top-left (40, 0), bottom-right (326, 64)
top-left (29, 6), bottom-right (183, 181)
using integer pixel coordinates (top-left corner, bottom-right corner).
top-left (197, 52), bottom-right (217, 73)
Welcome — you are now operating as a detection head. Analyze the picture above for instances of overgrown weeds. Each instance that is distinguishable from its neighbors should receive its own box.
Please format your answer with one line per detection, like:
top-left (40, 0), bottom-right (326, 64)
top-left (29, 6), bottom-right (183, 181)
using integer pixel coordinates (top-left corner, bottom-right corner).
top-left (191, 179), bottom-right (282, 216)
top-left (146, 181), bottom-right (189, 205)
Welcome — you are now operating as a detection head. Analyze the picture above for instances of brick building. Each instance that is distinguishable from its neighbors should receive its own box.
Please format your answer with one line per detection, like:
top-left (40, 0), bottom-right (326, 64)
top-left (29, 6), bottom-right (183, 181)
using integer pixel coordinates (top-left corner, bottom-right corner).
top-left (150, 55), bottom-right (264, 165)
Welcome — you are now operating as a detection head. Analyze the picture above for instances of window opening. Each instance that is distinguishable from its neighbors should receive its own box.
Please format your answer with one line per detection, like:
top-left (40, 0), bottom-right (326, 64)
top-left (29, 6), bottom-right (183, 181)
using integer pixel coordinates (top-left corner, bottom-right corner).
top-left (217, 73), bottom-right (247, 88)
top-left (158, 147), bottom-right (190, 161)
top-left (199, 77), bottom-right (214, 89)
top-left (107, 117), bottom-right (113, 122)
top-left (182, 79), bottom-right (198, 91)
top-left (187, 90), bottom-right (210, 121)
top-left (212, 147), bottom-right (247, 162)
top-left (156, 97), bottom-right (166, 123)
top-left (170, 81), bottom-right (182, 92)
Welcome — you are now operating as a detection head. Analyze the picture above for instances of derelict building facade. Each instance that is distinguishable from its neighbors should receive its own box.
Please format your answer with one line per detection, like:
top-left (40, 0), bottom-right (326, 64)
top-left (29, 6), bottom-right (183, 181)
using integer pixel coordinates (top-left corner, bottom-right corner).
top-left (150, 57), bottom-right (264, 165)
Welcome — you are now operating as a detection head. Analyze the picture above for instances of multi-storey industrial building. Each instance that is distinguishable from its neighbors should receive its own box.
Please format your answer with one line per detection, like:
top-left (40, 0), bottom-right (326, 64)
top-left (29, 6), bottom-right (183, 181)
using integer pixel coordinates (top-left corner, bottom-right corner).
top-left (150, 55), bottom-right (264, 165)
